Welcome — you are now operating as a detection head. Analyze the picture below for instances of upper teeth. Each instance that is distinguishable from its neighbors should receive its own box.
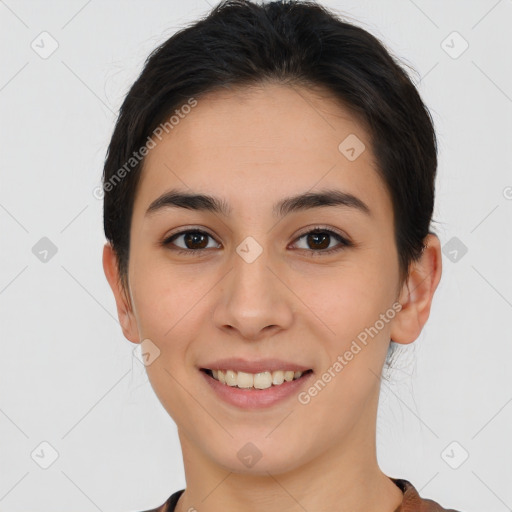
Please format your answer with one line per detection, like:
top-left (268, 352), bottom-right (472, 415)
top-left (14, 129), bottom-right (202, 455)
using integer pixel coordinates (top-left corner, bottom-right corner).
top-left (211, 369), bottom-right (304, 389)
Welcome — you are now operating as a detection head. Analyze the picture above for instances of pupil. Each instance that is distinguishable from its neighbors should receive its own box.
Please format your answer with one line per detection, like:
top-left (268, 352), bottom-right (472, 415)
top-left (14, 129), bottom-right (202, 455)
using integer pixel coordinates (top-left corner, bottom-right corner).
top-left (185, 232), bottom-right (208, 249)
top-left (308, 232), bottom-right (329, 250)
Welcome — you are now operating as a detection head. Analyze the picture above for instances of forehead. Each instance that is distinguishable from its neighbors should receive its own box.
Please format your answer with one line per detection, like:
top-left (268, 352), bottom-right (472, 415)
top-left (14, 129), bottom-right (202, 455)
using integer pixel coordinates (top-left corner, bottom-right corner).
top-left (133, 83), bottom-right (392, 224)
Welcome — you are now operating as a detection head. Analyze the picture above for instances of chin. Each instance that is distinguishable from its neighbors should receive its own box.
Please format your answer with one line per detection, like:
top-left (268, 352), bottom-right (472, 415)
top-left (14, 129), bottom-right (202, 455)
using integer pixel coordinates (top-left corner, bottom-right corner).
top-left (207, 438), bottom-right (308, 476)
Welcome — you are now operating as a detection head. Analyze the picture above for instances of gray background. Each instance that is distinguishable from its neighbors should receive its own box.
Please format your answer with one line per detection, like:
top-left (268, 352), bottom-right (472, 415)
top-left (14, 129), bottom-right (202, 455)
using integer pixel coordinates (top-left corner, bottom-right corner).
top-left (1, 0), bottom-right (511, 511)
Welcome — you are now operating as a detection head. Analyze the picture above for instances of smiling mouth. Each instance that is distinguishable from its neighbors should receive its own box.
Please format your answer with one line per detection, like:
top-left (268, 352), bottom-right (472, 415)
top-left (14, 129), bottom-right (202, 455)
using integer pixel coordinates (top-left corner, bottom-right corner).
top-left (201, 368), bottom-right (313, 390)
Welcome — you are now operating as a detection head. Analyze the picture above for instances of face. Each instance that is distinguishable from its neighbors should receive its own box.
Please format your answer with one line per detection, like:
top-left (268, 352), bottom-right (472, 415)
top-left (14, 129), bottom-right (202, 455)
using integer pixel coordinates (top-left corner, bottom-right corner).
top-left (110, 83), bottom-right (410, 474)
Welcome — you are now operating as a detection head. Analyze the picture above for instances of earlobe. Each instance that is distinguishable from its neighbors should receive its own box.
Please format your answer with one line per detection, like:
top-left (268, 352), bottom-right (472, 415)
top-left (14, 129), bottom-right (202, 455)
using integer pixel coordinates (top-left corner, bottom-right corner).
top-left (102, 242), bottom-right (140, 344)
top-left (390, 233), bottom-right (443, 345)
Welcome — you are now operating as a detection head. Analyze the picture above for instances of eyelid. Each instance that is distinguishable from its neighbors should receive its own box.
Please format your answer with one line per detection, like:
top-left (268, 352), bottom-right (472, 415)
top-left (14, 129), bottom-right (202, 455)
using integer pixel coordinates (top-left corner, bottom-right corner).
top-left (293, 224), bottom-right (350, 243)
top-left (164, 225), bottom-right (217, 241)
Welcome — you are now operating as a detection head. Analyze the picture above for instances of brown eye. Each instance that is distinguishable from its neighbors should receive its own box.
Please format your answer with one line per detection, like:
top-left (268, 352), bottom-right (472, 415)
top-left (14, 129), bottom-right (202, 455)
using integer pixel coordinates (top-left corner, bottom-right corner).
top-left (163, 229), bottom-right (220, 254)
top-left (292, 227), bottom-right (352, 256)
top-left (162, 226), bottom-right (352, 257)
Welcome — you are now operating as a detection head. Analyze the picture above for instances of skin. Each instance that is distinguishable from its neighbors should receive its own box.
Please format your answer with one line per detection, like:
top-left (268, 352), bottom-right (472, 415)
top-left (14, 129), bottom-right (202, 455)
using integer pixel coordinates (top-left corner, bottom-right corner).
top-left (103, 83), bottom-right (442, 512)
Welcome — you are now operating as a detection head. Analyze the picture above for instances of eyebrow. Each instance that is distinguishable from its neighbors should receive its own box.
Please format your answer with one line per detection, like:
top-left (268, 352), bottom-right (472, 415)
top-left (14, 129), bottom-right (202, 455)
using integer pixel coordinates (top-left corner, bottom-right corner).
top-left (145, 187), bottom-right (371, 219)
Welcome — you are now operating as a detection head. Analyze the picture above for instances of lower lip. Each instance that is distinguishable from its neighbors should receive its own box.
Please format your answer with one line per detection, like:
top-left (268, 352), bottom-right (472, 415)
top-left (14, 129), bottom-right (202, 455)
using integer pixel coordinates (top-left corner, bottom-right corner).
top-left (200, 369), bottom-right (314, 409)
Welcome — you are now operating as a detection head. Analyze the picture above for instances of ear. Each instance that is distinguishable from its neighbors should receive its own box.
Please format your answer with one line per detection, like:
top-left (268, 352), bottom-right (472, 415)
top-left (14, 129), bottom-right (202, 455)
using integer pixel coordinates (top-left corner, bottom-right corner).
top-left (102, 242), bottom-right (140, 344)
top-left (390, 233), bottom-right (443, 345)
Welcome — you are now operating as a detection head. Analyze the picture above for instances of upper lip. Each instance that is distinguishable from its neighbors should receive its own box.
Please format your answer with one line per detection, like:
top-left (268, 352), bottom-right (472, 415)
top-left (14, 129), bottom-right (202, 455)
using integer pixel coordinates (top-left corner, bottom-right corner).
top-left (200, 358), bottom-right (312, 374)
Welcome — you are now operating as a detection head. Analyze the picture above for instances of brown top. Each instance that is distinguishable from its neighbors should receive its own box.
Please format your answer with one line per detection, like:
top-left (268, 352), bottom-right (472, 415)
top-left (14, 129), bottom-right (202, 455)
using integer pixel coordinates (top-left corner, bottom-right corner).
top-left (390, 478), bottom-right (462, 512)
top-left (140, 477), bottom-right (462, 512)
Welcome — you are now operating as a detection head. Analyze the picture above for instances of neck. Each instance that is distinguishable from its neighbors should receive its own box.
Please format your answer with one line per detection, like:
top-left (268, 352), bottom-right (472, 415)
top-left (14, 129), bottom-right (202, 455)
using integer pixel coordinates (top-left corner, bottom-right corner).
top-left (175, 391), bottom-right (403, 512)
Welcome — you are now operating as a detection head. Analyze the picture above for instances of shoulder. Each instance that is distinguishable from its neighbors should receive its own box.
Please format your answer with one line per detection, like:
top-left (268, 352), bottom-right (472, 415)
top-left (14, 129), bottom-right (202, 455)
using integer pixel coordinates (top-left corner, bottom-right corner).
top-left (137, 489), bottom-right (185, 512)
top-left (391, 478), bottom-right (464, 512)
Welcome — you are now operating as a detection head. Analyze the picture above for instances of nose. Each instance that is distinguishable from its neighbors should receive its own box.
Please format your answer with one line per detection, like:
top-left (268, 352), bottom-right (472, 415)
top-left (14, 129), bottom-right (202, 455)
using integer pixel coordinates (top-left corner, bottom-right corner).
top-left (212, 245), bottom-right (294, 341)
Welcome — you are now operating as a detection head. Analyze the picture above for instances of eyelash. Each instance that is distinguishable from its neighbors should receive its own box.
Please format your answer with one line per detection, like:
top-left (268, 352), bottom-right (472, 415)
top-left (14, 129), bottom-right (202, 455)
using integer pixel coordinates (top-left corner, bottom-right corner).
top-left (161, 226), bottom-right (353, 257)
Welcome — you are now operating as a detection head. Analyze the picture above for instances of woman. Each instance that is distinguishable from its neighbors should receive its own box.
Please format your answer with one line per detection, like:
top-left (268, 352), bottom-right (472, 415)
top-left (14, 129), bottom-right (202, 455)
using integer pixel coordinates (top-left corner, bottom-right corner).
top-left (101, 1), bottom-right (462, 510)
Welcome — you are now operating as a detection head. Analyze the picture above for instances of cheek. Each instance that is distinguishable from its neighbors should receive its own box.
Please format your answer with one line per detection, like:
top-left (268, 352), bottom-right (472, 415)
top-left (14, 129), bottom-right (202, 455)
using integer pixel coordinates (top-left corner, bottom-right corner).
top-left (297, 270), bottom-right (392, 428)
top-left (298, 261), bottom-right (390, 327)
top-left (295, 259), bottom-right (395, 371)
top-left (129, 257), bottom-right (204, 352)
top-left (130, 262), bottom-right (204, 417)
